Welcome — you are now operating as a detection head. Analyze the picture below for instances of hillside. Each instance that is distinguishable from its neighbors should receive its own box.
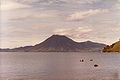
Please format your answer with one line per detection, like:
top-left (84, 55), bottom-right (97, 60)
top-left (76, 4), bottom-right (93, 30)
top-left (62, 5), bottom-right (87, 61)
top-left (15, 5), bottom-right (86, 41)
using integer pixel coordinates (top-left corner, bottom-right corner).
top-left (103, 41), bottom-right (120, 52)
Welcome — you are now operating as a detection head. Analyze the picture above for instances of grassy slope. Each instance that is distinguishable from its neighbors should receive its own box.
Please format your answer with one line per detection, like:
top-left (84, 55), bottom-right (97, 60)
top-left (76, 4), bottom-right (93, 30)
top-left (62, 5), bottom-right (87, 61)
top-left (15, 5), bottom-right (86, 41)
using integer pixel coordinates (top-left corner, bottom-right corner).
top-left (103, 41), bottom-right (120, 52)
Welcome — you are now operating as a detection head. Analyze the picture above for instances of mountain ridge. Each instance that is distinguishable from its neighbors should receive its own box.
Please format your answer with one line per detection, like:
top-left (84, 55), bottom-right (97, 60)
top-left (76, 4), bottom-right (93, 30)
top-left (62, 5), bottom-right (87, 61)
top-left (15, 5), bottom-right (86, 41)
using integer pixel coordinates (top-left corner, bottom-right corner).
top-left (0, 35), bottom-right (106, 52)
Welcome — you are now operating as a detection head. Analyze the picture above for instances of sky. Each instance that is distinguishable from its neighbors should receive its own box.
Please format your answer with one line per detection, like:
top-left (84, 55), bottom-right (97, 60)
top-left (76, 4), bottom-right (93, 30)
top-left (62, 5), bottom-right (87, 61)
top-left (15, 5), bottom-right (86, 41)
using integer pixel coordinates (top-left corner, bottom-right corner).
top-left (0, 0), bottom-right (120, 48)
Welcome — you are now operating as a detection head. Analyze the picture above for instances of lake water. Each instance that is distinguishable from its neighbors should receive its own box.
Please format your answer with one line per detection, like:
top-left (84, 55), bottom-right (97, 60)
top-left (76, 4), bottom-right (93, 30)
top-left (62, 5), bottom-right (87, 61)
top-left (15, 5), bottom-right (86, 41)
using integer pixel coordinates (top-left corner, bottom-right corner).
top-left (0, 52), bottom-right (120, 80)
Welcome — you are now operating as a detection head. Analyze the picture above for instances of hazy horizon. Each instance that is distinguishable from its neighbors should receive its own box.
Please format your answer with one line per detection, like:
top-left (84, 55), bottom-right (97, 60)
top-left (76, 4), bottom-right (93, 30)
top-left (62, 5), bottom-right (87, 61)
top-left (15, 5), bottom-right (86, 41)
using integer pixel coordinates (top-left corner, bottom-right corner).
top-left (1, 0), bottom-right (120, 48)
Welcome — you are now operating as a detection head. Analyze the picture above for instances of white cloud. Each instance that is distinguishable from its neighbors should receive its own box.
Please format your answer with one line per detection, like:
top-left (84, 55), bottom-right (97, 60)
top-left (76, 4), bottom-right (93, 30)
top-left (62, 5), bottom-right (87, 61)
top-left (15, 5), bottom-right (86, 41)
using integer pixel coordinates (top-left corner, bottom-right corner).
top-left (69, 0), bottom-right (100, 4)
top-left (30, 12), bottom-right (59, 19)
top-left (0, 0), bottom-right (30, 11)
top-left (54, 27), bottom-right (93, 40)
top-left (8, 11), bottom-right (59, 21)
top-left (115, 3), bottom-right (120, 10)
top-left (67, 9), bottom-right (109, 21)
top-left (12, 0), bottom-right (99, 5)
top-left (1, 7), bottom-right (59, 21)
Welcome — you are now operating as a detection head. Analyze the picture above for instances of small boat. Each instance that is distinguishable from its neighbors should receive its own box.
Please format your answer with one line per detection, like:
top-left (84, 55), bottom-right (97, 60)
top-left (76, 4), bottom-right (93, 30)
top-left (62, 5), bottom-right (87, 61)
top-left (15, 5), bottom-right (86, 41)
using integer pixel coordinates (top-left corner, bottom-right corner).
top-left (94, 64), bottom-right (98, 67)
top-left (90, 59), bottom-right (93, 61)
top-left (80, 59), bottom-right (84, 62)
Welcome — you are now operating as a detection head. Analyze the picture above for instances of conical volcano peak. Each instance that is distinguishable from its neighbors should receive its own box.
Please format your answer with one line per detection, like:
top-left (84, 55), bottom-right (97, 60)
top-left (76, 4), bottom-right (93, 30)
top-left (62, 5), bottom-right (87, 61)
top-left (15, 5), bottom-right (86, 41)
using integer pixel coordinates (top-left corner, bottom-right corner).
top-left (46, 35), bottom-right (74, 42)
top-left (86, 40), bottom-right (92, 43)
top-left (50, 35), bottom-right (69, 39)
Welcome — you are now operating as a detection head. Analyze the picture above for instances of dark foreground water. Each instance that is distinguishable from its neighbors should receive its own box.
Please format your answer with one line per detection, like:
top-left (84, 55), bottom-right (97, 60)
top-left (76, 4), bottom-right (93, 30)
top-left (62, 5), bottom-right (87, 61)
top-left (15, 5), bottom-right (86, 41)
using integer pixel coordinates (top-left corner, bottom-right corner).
top-left (0, 52), bottom-right (120, 80)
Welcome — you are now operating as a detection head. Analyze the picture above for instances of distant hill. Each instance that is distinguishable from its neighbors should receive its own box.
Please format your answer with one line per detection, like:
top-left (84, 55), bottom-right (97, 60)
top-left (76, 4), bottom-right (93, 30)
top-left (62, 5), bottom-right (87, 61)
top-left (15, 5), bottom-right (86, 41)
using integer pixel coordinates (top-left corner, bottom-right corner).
top-left (103, 41), bottom-right (120, 52)
top-left (0, 35), bottom-right (106, 52)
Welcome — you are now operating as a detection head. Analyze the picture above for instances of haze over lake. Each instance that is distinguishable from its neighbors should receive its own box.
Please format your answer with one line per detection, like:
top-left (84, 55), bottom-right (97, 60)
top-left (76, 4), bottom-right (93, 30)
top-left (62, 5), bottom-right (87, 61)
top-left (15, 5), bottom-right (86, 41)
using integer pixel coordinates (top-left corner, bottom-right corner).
top-left (1, 52), bottom-right (120, 80)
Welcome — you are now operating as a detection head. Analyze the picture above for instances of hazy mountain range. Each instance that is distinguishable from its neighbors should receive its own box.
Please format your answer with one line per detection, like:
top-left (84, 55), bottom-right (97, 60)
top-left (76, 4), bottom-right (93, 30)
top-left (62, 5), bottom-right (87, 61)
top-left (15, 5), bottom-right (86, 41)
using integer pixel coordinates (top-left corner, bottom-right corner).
top-left (0, 35), bottom-right (106, 52)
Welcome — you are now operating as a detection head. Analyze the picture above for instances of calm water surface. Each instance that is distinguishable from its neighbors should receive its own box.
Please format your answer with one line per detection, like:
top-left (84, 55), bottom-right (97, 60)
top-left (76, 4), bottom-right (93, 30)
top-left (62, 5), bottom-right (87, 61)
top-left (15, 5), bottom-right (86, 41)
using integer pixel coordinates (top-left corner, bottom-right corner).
top-left (0, 52), bottom-right (120, 80)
